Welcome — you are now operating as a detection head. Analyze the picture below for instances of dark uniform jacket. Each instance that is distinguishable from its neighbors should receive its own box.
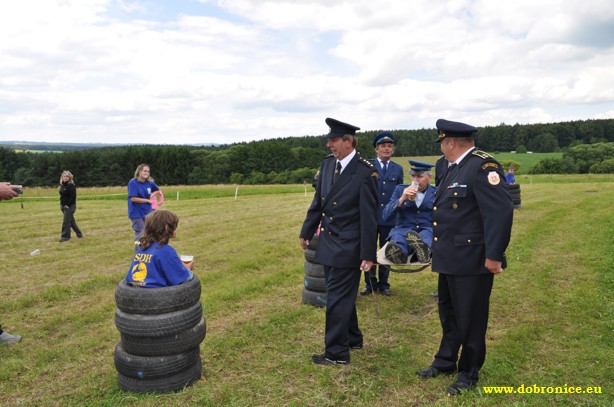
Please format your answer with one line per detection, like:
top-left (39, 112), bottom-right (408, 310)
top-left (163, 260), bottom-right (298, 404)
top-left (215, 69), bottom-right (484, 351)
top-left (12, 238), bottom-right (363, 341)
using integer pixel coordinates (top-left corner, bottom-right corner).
top-left (434, 155), bottom-right (448, 187)
top-left (369, 159), bottom-right (404, 227)
top-left (300, 153), bottom-right (379, 268)
top-left (432, 149), bottom-right (513, 275)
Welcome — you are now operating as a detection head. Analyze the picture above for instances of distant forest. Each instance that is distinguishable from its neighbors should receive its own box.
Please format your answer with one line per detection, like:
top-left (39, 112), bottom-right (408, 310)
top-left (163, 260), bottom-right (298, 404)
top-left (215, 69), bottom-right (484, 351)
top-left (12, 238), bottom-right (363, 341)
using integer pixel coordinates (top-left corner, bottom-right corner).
top-left (1, 118), bottom-right (613, 187)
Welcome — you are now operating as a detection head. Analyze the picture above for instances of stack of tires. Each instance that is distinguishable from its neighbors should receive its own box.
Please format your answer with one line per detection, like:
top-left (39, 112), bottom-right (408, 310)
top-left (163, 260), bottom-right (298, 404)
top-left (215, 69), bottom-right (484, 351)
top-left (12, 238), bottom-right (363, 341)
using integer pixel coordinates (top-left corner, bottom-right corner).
top-left (302, 233), bottom-right (327, 308)
top-left (113, 276), bottom-right (206, 393)
top-left (507, 184), bottom-right (521, 208)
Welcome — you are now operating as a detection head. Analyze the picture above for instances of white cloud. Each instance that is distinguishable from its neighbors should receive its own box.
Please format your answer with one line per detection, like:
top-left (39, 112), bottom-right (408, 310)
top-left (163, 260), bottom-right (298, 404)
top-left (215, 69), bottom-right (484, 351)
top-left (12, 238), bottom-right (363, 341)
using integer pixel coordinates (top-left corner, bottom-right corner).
top-left (0, 0), bottom-right (613, 145)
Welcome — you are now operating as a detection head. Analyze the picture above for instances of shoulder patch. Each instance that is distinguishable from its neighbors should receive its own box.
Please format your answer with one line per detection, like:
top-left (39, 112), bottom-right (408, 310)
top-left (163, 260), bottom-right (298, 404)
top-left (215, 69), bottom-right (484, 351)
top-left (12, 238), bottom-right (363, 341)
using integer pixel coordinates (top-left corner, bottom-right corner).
top-left (488, 171), bottom-right (501, 185)
top-left (482, 162), bottom-right (499, 170)
top-left (472, 150), bottom-right (493, 159)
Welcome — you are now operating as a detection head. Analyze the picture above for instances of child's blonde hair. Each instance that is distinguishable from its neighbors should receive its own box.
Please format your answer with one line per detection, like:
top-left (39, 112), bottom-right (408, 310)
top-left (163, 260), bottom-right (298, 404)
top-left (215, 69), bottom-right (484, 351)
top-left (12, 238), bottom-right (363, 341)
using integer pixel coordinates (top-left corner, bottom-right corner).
top-left (139, 209), bottom-right (179, 250)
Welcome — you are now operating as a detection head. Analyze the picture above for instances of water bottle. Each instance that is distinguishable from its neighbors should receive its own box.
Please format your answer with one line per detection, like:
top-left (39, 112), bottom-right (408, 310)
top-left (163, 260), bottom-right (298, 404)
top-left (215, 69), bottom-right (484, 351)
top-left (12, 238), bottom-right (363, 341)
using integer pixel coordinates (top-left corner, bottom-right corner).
top-left (30, 249), bottom-right (41, 256)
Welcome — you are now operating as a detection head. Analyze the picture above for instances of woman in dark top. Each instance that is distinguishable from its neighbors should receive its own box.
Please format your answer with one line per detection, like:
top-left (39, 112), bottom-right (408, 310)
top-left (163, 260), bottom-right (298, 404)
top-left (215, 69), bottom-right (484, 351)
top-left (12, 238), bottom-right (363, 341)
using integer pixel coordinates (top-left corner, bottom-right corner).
top-left (59, 170), bottom-right (83, 242)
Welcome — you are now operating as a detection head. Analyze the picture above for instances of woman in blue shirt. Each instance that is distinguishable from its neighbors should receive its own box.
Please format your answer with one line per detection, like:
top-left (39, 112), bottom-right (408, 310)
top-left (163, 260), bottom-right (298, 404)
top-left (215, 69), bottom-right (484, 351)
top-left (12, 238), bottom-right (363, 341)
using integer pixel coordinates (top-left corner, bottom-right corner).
top-left (126, 209), bottom-right (194, 288)
top-left (128, 164), bottom-right (162, 243)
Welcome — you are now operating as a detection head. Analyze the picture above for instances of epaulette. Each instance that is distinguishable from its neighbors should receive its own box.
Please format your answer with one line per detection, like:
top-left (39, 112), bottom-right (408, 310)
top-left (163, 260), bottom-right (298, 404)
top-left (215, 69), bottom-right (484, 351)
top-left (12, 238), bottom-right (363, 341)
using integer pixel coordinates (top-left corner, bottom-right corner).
top-left (472, 150), bottom-right (493, 159)
top-left (358, 156), bottom-right (375, 168)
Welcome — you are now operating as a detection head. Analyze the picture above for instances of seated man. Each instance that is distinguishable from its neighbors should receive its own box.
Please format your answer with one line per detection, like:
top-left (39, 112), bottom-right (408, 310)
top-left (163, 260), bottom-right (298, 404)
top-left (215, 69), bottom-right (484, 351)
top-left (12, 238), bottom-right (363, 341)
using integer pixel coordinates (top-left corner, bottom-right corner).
top-left (381, 160), bottom-right (436, 264)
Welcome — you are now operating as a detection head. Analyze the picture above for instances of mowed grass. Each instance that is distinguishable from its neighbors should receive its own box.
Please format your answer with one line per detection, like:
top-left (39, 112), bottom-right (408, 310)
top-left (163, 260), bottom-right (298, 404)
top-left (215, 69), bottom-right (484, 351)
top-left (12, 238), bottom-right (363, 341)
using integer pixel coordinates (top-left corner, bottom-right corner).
top-left (0, 179), bottom-right (612, 406)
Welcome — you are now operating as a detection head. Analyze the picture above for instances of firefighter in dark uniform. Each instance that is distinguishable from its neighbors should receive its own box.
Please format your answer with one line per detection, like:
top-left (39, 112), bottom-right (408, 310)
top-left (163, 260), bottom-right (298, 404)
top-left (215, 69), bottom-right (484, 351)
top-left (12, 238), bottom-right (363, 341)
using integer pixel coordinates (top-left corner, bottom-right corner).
top-left (299, 117), bottom-right (379, 365)
top-left (416, 119), bottom-right (513, 395)
top-left (361, 132), bottom-right (404, 296)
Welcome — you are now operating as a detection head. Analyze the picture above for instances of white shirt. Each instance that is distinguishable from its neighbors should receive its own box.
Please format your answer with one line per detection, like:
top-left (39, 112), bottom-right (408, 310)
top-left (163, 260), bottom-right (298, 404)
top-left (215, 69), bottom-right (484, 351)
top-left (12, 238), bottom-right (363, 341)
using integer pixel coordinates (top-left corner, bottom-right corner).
top-left (337, 150), bottom-right (356, 174)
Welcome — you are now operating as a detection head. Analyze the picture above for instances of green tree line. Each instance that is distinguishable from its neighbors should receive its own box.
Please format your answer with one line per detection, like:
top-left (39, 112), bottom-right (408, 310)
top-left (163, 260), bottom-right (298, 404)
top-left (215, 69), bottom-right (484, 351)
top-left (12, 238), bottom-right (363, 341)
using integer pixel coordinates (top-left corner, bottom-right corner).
top-left (1, 118), bottom-right (613, 187)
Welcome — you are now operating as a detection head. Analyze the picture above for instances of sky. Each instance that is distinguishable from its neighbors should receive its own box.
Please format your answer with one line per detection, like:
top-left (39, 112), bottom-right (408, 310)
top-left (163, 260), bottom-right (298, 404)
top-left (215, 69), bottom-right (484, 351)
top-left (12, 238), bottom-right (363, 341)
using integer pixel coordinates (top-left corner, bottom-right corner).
top-left (1, 0), bottom-right (613, 145)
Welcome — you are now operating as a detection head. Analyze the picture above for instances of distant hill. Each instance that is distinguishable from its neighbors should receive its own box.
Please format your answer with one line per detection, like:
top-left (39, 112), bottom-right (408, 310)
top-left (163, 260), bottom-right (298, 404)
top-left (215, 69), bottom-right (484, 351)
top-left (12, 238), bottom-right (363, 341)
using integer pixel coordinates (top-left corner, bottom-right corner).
top-left (0, 141), bottom-right (218, 152)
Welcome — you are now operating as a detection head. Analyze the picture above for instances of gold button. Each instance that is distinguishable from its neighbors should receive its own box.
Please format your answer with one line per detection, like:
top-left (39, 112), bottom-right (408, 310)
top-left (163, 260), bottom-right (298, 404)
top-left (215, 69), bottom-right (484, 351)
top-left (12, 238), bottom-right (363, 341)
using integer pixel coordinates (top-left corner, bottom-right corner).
top-left (434, 206), bottom-right (437, 210)
top-left (322, 212), bottom-right (326, 216)
top-left (434, 237), bottom-right (438, 241)
top-left (320, 228), bottom-right (324, 232)
top-left (333, 202), bottom-right (337, 205)
top-left (454, 192), bottom-right (458, 196)
top-left (380, 204), bottom-right (384, 207)
top-left (467, 239), bottom-right (471, 243)
top-left (433, 222), bottom-right (437, 226)
top-left (329, 217), bottom-right (333, 220)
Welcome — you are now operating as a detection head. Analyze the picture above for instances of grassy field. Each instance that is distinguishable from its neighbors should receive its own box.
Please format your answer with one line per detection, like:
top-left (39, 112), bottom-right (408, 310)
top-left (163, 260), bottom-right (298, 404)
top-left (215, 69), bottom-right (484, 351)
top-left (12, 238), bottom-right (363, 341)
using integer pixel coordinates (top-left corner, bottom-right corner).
top-left (0, 178), bottom-right (612, 406)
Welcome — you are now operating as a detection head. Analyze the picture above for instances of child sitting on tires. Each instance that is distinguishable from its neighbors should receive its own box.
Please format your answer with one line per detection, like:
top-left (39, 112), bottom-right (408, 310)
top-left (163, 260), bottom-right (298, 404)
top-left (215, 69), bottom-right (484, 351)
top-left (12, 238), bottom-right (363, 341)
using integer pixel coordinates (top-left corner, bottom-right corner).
top-left (127, 209), bottom-right (194, 288)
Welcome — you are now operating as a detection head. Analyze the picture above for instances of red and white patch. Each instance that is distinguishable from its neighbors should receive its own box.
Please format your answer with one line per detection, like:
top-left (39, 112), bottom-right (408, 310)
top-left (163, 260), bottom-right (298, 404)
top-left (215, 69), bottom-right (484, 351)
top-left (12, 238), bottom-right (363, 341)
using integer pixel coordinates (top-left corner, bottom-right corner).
top-left (488, 171), bottom-right (500, 185)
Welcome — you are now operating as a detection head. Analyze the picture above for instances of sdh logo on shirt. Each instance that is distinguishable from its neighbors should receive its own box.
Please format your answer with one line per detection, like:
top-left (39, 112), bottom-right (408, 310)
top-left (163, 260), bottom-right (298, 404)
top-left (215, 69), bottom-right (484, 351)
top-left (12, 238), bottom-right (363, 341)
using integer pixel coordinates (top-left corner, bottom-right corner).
top-left (130, 253), bottom-right (153, 286)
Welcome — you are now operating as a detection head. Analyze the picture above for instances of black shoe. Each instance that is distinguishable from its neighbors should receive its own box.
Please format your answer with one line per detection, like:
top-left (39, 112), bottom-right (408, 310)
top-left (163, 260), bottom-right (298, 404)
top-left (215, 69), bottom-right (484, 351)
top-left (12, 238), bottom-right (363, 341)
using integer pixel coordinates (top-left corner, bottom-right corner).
top-left (349, 343), bottom-right (363, 350)
top-left (360, 287), bottom-right (376, 296)
top-left (381, 288), bottom-right (391, 296)
top-left (311, 354), bottom-right (349, 365)
top-left (448, 380), bottom-right (476, 395)
top-left (77, 235), bottom-right (83, 239)
top-left (385, 242), bottom-right (407, 264)
top-left (416, 366), bottom-right (456, 379)
top-left (59, 238), bottom-right (69, 242)
top-left (406, 231), bottom-right (430, 263)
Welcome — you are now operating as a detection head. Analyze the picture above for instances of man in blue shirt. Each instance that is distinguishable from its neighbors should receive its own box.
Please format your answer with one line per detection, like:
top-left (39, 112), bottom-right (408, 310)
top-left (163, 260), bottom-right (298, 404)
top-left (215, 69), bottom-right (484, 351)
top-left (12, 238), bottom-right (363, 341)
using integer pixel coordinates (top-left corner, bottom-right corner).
top-left (362, 132), bottom-right (404, 296)
top-left (382, 160), bottom-right (436, 264)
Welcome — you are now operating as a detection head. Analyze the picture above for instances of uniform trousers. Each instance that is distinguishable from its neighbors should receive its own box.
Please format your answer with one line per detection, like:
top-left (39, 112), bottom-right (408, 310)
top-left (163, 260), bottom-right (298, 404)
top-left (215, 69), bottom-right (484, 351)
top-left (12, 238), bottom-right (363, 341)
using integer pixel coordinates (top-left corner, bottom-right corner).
top-left (432, 272), bottom-right (494, 384)
top-left (324, 265), bottom-right (363, 361)
top-left (365, 225), bottom-right (392, 291)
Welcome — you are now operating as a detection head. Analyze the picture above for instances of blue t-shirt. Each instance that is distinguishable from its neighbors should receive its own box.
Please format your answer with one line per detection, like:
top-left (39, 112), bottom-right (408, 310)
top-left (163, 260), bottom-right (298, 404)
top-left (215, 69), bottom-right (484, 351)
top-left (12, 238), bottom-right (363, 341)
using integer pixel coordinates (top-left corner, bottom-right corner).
top-left (505, 173), bottom-right (516, 184)
top-left (127, 178), bottom-right (159, 219)
top-left (126, 243), bottom-right (193, 288)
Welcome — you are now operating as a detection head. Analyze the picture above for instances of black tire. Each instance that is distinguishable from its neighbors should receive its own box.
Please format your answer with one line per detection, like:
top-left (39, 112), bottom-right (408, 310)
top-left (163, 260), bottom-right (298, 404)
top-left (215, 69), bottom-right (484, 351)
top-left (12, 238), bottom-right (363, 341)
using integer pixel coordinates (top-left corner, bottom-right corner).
top-left (117, 356), bottom-right (202, 393)
top-left (508, 190), bottom-right (520, 199)
top-left (115, 301), bottom-right (203, 337)
top-left (506, 184), bottom-right (520, 191)
top-left (307, 233), bottom-right (319, 249)
top-left (115, 276), bottom-right (201, 315)
top-left (121, 316), bottom-right (207, 357)
top-left (114, 342), bottom-right (200, 379)
top-left (304, 248), bottom-right (316, 263)
top-left (304, 261), bottom-right (325, 278)
top-left (302, 287), bottom-right (327, 308)
top-left (304, 276), bottom-right (326, 293)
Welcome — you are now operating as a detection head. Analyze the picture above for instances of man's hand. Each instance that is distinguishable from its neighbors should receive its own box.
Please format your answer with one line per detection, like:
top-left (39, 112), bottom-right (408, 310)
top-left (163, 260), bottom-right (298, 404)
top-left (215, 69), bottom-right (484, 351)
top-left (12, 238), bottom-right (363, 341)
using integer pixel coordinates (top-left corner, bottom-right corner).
top-left (360, 260), bottom-right (374, 272)
top-left (299, 237), bottom-right (309, 250)
top-left (0, 183), bottom-right (18, 201)
top-left (485, 258), bottom-right (503, 274)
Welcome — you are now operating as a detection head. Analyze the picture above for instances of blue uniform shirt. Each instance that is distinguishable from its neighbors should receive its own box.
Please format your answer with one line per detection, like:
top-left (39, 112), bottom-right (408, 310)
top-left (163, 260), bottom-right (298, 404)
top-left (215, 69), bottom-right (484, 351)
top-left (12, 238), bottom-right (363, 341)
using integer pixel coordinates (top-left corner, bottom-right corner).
top-left (127, 178), bottom-right (159, 219)
top-left (370, 159), bottom-right (404, 226)
top-left (126, 243), bottom-right (192, 288)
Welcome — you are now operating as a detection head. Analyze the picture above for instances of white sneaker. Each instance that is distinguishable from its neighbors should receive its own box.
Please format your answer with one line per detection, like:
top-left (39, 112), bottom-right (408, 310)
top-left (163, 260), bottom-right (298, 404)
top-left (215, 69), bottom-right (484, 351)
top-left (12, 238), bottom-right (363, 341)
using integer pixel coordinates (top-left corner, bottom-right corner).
top-left (0, 331), bottom-right (22, 344)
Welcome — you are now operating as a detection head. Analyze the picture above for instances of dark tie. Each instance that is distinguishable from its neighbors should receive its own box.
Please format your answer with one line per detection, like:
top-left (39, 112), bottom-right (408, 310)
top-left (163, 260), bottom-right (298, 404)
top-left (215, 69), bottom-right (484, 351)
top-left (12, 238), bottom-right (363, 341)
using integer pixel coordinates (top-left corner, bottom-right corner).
top-left (382, 161), bottom-right (388, 175)
top-left (333, 161), bottom-right (342, 184)
top-left (442, 163), bottom-right (457, 185)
